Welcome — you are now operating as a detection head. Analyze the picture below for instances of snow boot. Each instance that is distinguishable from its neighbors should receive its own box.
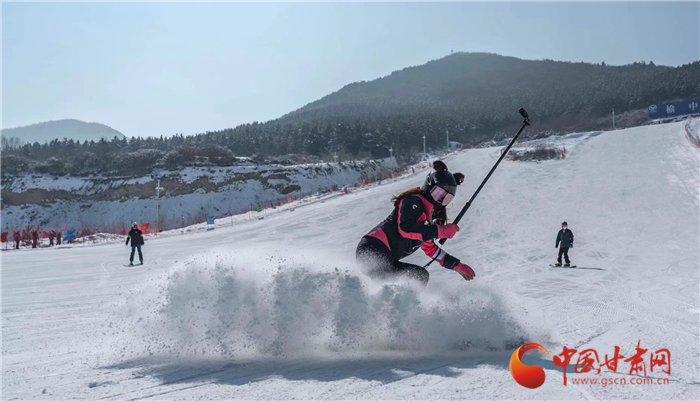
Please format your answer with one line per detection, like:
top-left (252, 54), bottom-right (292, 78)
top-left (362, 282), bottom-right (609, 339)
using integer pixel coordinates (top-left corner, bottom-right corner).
top-left (564, 263), bottom-right (571, 267)
top-left (554, 262), bottom-right (562, 267)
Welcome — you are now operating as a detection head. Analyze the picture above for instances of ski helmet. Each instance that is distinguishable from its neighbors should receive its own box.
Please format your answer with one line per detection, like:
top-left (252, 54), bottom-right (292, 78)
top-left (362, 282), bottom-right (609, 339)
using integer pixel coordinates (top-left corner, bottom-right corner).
top-left (422, 160), bottom-right (459, 206)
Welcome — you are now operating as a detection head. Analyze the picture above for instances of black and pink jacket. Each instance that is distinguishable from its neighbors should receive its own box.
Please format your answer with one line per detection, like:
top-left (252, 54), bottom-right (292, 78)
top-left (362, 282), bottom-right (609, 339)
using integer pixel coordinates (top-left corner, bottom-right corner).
top-left (364, 193), bottom-right (460, 268)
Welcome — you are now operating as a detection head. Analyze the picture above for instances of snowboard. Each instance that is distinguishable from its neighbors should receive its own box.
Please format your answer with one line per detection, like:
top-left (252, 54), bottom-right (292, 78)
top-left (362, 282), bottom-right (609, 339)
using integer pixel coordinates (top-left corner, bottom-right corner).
top-left (550, 264), bottom-right (605, 271)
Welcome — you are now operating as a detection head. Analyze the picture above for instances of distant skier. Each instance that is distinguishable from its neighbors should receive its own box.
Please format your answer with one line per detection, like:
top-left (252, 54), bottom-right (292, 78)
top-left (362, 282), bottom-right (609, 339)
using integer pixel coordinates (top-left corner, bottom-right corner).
top-left (125, 222), bottom-right (144, 266)
top-left (555, 221), bottom-right (574, 267)
top-left (31, 229), bottom-right (38, 248)
top-left (356, 160), bottom-right (475, 284)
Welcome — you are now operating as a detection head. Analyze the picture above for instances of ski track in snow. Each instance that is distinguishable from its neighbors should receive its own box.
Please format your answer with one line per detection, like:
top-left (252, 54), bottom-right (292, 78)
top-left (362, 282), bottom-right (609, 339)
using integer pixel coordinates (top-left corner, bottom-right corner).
top-left (2, 121), bottom-right (699, 400)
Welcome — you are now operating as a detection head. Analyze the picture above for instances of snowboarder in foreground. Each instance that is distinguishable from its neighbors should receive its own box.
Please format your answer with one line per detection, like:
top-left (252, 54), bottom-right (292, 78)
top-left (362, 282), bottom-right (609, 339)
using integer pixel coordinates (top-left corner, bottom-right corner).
top-left (555, 221), bottom-right (574, 267)
top-left (125, 222), bottom-right (144, 266)
top-left (356, 160), bottom-right (475, 285)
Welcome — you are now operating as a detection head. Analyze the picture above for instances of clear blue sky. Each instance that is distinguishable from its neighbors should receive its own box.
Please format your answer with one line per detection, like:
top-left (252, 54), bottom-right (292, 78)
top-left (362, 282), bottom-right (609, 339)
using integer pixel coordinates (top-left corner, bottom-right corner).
top-left (3, 1), bottom-right (699, 137)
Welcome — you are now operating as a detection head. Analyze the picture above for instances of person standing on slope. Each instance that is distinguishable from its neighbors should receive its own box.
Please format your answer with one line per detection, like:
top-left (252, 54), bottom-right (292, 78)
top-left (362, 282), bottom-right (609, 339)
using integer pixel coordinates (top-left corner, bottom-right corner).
top-left (125, 222), bottom-right (145, 266)
top-left (31, 229), bottom-right (39, 248)
top-left (356, 160), bottom-right (475, 285)
top-left (555, 221), bottom-right (574, 267)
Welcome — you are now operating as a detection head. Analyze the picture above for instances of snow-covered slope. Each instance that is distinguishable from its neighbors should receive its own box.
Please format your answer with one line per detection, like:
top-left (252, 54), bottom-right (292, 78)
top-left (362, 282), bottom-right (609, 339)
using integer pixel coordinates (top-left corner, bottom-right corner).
top-left (1, 121), bottom-right (698, 400)
top-left (1, 159), bottom-right (397, 231)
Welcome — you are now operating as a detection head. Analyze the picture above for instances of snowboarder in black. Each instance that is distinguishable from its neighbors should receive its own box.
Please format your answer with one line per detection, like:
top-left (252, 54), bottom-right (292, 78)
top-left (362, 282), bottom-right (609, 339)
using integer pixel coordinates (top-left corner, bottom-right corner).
top-left (126, 222), bottom-right (144, 265)
top-left (356, 160), bottom-right (475, 285)
top-left (555, 221), bottom-right (574, 267)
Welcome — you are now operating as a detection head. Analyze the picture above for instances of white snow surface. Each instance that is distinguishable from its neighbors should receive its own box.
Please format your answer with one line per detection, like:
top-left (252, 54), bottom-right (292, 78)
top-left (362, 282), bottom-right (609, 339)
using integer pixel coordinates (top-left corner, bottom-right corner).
top-left (1, 122), bottom-right (698, 400)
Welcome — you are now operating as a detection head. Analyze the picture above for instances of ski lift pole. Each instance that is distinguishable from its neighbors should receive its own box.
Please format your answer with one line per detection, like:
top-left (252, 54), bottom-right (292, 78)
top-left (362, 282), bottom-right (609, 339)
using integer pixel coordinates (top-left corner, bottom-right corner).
top-left (155, 179), bottom-right (164, 236)
top-left (424, 108), bottom-right (530, 267)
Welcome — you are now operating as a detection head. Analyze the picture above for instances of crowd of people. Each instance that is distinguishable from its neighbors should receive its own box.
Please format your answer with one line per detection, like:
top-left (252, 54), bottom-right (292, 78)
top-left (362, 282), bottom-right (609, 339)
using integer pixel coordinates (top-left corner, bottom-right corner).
top-left (2, 228), bottom-right (95, 249)
top-left (3, 229), bottom-right (62, 249)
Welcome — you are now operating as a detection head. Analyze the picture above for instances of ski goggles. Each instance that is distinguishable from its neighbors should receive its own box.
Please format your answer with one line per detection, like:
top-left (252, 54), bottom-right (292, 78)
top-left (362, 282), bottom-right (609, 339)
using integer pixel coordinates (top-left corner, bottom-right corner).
top-left (430, 185), bottom-right (456, 206)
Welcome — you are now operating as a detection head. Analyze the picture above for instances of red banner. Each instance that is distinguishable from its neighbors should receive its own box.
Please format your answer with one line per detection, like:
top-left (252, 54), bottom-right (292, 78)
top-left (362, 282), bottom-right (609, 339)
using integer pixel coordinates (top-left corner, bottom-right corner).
top-left (137, 222), bottom-right (150, 234)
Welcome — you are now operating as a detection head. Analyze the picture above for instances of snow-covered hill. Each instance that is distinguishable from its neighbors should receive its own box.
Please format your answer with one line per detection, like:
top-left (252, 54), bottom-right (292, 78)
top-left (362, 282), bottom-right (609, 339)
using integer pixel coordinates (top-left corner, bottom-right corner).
top-left (1, 119), bottom-right (126, 144)
top-left (1, 121), bottom-right (698, 400)
top-left (1, 159), bottom-right (397, 231)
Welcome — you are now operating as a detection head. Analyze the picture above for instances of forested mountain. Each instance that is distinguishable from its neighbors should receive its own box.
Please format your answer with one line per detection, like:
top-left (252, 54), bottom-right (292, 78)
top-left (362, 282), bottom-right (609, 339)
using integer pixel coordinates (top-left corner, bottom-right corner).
top-left (2, 53), bottom-right (699, 176)
top-left (283, 52), bottom-right (698, 130)
top-left (1, 119), bottom-right (125, 146)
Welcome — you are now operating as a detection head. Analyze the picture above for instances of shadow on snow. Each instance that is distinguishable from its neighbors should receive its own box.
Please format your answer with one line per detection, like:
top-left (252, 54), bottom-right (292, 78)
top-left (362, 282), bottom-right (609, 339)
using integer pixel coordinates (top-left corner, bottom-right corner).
top-left (100, 352), bottom-right (511, 389)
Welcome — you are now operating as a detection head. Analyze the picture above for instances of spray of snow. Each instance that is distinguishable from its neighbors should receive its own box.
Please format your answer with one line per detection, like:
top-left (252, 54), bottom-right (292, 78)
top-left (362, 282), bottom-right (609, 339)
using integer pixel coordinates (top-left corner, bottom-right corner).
top-left (111, 250), bottom-right (532, 360)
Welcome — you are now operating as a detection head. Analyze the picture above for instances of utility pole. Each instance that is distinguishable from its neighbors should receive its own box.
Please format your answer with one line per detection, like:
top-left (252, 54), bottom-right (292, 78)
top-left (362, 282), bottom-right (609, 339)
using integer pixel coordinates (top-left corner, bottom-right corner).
top-left (612, 109), bottom-right (616, 130)
top-left (422, 135), bottom-right (426, 159)
top-left (446, 129), bottom-right (450, 150)
top-left (155, 179), bottom-right (164, 235)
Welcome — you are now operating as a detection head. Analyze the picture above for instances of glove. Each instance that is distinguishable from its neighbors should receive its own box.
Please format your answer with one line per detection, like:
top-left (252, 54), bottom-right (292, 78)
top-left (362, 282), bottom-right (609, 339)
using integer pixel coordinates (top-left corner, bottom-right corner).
top-left (436, 223), bottom-right (459, 239)
top-left (453, 262), bottom-right (475, 281)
